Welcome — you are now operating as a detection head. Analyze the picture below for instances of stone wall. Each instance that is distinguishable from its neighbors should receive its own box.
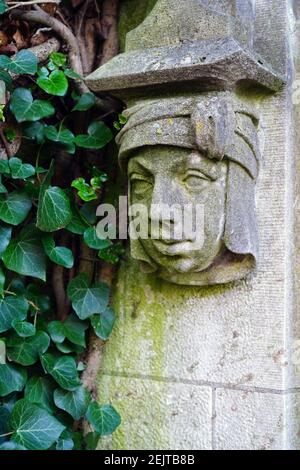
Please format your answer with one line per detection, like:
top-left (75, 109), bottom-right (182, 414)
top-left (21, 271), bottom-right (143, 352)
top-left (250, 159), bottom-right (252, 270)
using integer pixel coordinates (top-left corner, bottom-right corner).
top-left (93, 0), bottom-right (300, 450)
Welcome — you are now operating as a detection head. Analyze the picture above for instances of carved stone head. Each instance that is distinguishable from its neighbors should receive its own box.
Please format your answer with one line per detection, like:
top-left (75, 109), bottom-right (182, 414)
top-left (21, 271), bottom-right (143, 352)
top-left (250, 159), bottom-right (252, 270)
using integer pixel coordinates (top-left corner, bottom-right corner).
top-left (116, 92), bottom-right (262, 285)
top-left (85, 0), bottom-right (283, 286)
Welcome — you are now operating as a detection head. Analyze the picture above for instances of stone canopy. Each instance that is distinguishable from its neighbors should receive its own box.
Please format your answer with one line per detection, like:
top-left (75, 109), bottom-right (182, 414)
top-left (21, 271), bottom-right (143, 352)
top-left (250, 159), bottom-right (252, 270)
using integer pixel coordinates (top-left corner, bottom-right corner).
top-left (86, 0), bottom-right (285, 96)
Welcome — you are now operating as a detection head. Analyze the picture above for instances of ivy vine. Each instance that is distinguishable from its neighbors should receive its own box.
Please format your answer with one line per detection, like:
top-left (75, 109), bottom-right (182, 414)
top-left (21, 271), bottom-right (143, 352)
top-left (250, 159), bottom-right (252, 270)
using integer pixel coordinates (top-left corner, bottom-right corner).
top-left (0, 18), bottom-right (123, 451)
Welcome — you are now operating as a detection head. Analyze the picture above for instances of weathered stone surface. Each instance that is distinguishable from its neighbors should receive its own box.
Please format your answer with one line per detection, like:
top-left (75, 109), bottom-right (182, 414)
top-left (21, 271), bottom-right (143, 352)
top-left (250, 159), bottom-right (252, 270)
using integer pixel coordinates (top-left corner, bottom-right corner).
top-left (93, 0), bottom-right (299, 450)
top-left (97, 75), bottom-right (298, 446)
top-left (119, 92), bottom-right (261, 285)
top-left (86, 0), bottom-right (285, 94)
top-left (125, 0), bottom-right (252, 51)
top-left (101, 246), bottom-right (287, 390)
top-left (214, 389), bottom-right (286, 450)
top-left (118, 0), bottom-right (158, 52)
top-left (98, 375), bottom-right (212, 450)
top-left (86, 38), bottom-right (284, 95)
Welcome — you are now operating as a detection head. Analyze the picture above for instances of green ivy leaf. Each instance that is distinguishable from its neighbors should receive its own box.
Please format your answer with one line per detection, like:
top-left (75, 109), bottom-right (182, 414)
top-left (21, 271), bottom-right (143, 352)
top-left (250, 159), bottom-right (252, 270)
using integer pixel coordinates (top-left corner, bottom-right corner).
top-left (47, 321), bottom-right (65, 343)
top-left (7, 331), bottom-right (50, 366)
top-left (64, 68), bottom-right (83, 80)
top-left (54, 386), bottom-right (91, 420)
top-left (67, 273), bottom-right (110, 320)
top-left (37, 162), bottom-right (72, 232)
top-left (0, 56), bottom-right (14, 69)
top-left (10, 88), bottom-right (55, 123)
top-left (80, 201), bottom-right (97, 225)
top-left (8, 50), bottom-right (38, 75)
top-left (47, 315), bottom-right (88, 348)
top-left (23, 122), bottom-right (45, 144)
top-left (0, 191), bottom-right (32, 225)
top-left (4, 128), bottom-right (16, 142)
top-left (50, 52), bottom-right (67, 68)
top-left (0, 364), bottom-right (27, 397)
top-left (44, 125), bottom-right (75, 145)
top-left (10, 399), bottom-right (65, 450)
top-left (0, 406), bottom-right (11, 443)
top-left (0, 296), bottom-right (28, 333)
top-left (83, 226), bottom-right (112, 250)
top-left (9, 157), bottom-right (35, 180)
top-left (38, 187), bottom-right (72, 232)
top-left (42, 234), bottom-right (74, 269)
top-left (26, 284), bottom-right (50, 313)
top-left (66, 205), bottom-right (89, 235)
top-left (37, 66), bottom-right (49, 77)
top-left (0, 70), bottom-right (12, 90)
top-left (56, 430), bottom-right (74, 450)
top-left (41, 353), bottom-right (81, 391)
top-left (85, 431), bottom-right (100, 450)
top-left (55, 342), bottom-right (76, 354)
top-left (0, 1), bottom-right (7, 15)
top-left (98, 243), bottom-right (124, 264)
top-left (24, 376), bottom-right (56, 414)
top-left (0, 441), bottom-right (27, 450)
top-left (0, 160), bottom-right (10, 175)
top-left (0, 266), bottom-right (5, 294)
top-left (71, 178), bottom-right (98, 202)
top-left (0, 224), bottom-right (12, 258)
top-left (91, 308), bottom-right (116, 341)
top-left (0, 175), bottom-right (7, 193)
top-left (75, 122), bottom-right (113, 149)
top-left (63, 314), bottom-right (88, 347)
top-left (12, 320), bottom-right (36, 338)
top-left (3, 225), bottom-right (46, 281)
top-left (86, 402), bottom-right (120, 436)
top-left (72, 93), bottom-right (95, 112)
top-left (37, 70), bottom-right (68, 96)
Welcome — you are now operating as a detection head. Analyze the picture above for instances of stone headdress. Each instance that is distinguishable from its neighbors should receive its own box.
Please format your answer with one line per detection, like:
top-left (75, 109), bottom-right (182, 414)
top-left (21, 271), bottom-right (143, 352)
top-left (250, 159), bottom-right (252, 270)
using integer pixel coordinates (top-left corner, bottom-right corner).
top-left (116, 92), bottom-right (262, 285)
top-left (85, 0), bottom-right (284, 284)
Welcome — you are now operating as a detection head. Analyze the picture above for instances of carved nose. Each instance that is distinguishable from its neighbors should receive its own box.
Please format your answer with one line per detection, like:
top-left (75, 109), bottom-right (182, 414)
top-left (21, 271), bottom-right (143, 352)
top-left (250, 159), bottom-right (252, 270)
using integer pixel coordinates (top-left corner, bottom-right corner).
top-left (150, 178), bottom-right (185, 210)
top-left (149, 179), bottom-right (186, 240)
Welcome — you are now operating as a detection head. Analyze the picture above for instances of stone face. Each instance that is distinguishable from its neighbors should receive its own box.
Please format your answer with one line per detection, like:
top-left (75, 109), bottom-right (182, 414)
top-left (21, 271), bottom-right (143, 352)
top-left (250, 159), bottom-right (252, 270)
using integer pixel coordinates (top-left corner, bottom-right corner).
top-left (119, 92), bottom-right (261, 285)
top-left (85, 0), bottom-right (284, 288)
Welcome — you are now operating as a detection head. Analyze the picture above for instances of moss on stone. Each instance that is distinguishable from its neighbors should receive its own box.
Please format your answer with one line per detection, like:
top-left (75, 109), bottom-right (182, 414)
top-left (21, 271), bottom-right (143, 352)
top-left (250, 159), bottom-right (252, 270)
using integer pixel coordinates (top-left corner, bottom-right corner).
top-left (118, 0), bottom-right (158, 52)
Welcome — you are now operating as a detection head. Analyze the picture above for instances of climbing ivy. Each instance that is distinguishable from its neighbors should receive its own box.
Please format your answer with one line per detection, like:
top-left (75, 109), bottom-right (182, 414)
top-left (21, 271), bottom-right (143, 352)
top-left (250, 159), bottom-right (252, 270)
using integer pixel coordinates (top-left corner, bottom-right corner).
top-left (0, 40), bottom-right (121, 450)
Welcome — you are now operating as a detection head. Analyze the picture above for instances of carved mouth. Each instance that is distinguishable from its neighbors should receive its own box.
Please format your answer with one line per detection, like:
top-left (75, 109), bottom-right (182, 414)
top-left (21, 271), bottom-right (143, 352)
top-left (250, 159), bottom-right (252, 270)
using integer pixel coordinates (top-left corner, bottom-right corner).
top-left (152, 239), bottom-right (195, 256)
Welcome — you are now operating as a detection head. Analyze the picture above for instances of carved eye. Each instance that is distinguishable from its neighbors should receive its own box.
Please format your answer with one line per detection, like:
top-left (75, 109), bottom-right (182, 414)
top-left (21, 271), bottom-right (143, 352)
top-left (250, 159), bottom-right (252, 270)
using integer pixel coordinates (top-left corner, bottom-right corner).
top-left (130, 174), bottom-right (153, 195)
top-left (183, 170), bottom-right (211, 189)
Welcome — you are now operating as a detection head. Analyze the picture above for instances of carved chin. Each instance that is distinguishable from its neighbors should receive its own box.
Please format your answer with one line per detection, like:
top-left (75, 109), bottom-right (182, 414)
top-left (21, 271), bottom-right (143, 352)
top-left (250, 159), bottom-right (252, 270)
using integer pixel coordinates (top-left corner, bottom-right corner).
top-left (141, 240), bottom-right (223, 275)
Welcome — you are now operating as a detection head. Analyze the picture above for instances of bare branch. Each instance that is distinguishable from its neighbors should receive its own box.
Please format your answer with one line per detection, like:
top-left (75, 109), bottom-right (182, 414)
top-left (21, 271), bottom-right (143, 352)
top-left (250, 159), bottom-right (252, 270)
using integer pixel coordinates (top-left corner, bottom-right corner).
top-left (7, 0), bottom-right (61, 11)
top-left (28, 37), bottom-right (61, 62)
top-left (10, 38), bottom-right (61, 80)
top-left (0, 126), bottom-right (12, 159)
top-left (11, 7), bottom-right (118, 110)
top-left (11, 7), bottom-right (86, 89)
top-left (100, 0), bottom-right (119, 65)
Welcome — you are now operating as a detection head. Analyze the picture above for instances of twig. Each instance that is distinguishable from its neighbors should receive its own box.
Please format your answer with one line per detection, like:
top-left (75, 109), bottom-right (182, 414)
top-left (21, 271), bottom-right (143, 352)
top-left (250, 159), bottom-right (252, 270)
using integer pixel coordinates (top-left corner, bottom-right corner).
top-left (100, 0), bottom-right (119, 65)
top-left (10, 6), bottom-right (113, 111)
top-left (75, 0), bottom-right (92, 75)
top-left (52, 233), bottom-right (71, 322)
top-left (0, 126), bottom-right (12, 159)
top-left (52, 263), bottom-right (68, 321)
top-left (7, 0), bottom-right (60, 11)
top-left (28, 37), bottom-right (61, 63)
top-left (81, 263), bottom-right (116, 401)
top-left (11, 6), bottom-right (86, 91)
